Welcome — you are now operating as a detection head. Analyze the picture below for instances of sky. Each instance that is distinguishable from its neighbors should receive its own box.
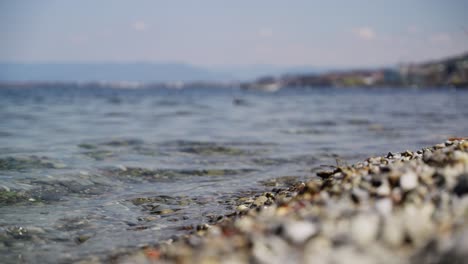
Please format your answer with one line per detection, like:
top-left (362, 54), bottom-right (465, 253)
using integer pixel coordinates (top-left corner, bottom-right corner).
top-left (1, 0), bottom-right (468, 67)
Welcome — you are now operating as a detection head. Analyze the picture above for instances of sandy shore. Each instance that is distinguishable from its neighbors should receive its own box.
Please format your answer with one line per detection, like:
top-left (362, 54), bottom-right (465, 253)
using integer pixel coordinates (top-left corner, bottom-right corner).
top-left (92, 139), bottom-right (468, 264)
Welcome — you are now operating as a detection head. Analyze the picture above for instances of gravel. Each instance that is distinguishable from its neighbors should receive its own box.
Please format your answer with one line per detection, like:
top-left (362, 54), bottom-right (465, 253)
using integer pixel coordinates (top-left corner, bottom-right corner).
top-left (97, 139), bottom-right (468, 264)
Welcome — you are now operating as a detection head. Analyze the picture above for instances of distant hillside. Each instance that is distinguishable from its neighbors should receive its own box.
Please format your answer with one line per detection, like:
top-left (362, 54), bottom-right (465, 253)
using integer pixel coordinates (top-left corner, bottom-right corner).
top-left (210, 65), bottom-right (331, 81)
top-left (0, 63), bottom-right (233, 83)
top-left (242, 52), bottom-right (468, 89)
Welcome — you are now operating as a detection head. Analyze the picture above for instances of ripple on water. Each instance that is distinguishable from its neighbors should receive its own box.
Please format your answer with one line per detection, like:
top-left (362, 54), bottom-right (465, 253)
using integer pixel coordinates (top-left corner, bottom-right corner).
top-left (0, 156), bottom-right (66, 171)
top-left (0, 175), bottom-right (112, 206)
top-left (102, 166), bottom-right (258, 182)
top-left (159, 140), bottom-right (269, 156)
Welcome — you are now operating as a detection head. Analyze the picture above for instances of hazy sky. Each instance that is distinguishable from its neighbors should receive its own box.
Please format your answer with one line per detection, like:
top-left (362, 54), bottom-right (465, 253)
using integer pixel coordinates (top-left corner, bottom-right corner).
top-left (1, 0), bottom-right (467, 67)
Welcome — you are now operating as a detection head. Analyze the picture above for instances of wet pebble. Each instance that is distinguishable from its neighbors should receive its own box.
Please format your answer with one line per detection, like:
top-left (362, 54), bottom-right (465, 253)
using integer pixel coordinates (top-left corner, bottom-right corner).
top-left (253, 196), bottom-right (268, 207)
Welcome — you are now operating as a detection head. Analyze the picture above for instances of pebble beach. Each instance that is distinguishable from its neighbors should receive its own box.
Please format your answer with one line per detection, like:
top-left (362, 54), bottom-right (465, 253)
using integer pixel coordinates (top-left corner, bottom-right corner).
top-left (112, 139), bottom-right (468, 264)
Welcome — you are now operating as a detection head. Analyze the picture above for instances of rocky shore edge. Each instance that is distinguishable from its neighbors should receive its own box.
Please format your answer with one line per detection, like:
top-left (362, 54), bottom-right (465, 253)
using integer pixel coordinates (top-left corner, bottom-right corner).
top-left (96, 139), bottom-right (467, 264)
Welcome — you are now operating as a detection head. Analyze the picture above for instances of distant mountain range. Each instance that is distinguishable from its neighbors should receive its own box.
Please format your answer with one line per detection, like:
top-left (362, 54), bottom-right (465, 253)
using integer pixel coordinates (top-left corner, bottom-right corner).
top-left (0, 62), bottom-right (326, 83)
top-left (0, 63), bottom-right (230, 83)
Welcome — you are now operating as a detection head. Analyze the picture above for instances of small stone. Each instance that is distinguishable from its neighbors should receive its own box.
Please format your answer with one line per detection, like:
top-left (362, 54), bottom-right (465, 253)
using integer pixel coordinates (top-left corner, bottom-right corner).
top-left (236, 204), bottom-right (249, 212)
top-left (375, 198), bottom-right (393, 216)
top-left (351, 188), bottom-right (369, 204)
top-left (376, 181), bottom-right (391, 196)
top-left (283, 221), bottom-right (318, 244)
top-left (138, 216), bottom-right (158, 222)
top-left (25, 226), bottom-right (45, 234)
top-left (391, 188), bottom-right (403, 204)
top-left (51, 162), bottom-right (67, 169)
top-left (316, 170), bottom-right (334, 179)
top-left (402, 150), bottom-right (413, 157)
top-left (253, 196), bottom-right (268, 207)
top-left (453, 174), bottom-right (468, 197)
top-left (351, 213), bottom-right (379, 246)
top-left (382, 215), bottom-right (405, 247)
top-left (400, 171), bottom-right (418, 191)
top-left (196, 224), bottom-right (210, 231)
top-left (235, 217), bottom-right (255, 232)
top-left (453, 151), bottom-right (468, 163)
top-left (403, 204), bottom-right (434, 247)
top-left (76, 234), bottom-right (92, 244)
top-left (276, 206), bottom-right (290, 216)
top-left (152, 209), bottom-right (175, 215)
top-left (434, 143), bottom-right (445, 149)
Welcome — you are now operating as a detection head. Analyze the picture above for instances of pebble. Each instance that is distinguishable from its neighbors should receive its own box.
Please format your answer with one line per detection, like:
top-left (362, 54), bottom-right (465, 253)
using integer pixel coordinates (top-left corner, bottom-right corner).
top-left (113, 140), bottom-right (468, 264)
top-left (403, 204), bottom-right (434, 247)
top-left (236, 204), bottom-right (249, 212)
top-left (375, 198), bottom-right (393, 216)
top-left (382, 215), bottom-right (404, 247)
top-left (282, 221), bottom-right (318, 244)
top-left (253, 196), bottom-right (268, 207)
top-left (153, 209), bottom-right (175, 215)
top-left (351, 187), bottom-right (369, 203)
top-left (76, 234), bottom-right (92, 244)
top-left (350, 213), bottom-right (379, 246)
top-left (400, 171), bottom-right (418, 191)
top-left (375, 180), bottom-right (391, 196)
top-left (453, 174), bottom-right (468, 197)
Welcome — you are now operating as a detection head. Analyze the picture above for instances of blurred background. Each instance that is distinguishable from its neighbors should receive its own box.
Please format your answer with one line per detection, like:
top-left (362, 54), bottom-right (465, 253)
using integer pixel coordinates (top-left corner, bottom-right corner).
top-left (1, 0), bottom-right (468, 83)
top-left (0, 1), bottom-right (467, 263)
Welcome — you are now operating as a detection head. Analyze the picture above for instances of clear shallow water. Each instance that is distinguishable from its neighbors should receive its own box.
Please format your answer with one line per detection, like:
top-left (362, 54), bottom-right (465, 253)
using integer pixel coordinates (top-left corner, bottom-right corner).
top-left (0, 86), bottom-right (467, 263)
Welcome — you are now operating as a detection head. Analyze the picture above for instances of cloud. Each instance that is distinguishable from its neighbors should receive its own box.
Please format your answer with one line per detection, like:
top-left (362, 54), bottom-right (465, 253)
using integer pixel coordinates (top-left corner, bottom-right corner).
top-left (352, 27), bottom-right (376, 40)
top-left (133, 21), bottom-right (148, 32)
top-left (258, 28), bottom-right (273, 38)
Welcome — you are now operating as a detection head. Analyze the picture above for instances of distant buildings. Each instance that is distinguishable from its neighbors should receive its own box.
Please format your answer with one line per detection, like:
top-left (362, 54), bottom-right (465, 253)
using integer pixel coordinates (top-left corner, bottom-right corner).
top-left (399, 53), bottom-right (468, 87)
top-left (243, 52), bottom-right (468, 90)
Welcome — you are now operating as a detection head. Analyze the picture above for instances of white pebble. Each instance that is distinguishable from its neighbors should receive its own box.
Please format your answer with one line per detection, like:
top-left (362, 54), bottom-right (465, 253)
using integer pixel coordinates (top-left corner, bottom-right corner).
top-left (236, 204), bottom-right (249, 212)
top-left (351, 213), bottom-right (379, 246)
top-left (375, 198), bottom-right (393, 216)
top-left (376, 181), bottom-right (391, 196)
top-left (400, 171), bottom-right (418, 191)
top-left (283, 221), bottom-right (318, 244)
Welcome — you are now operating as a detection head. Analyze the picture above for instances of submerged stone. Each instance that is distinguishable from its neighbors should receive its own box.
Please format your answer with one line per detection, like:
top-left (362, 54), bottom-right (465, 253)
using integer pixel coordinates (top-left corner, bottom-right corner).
top-left (77, 143), bottom-right (97, 149)
top-left (112, 167), bottom-right (256, 181)
top-left (101, 139), bottom-right (144, 147)
top-left (83, 150), bottom-right (115, 160)
top-left (0, 156), bottom-right (66, 171)
top-left (179, 145), bottom-right (247, 156)
top-left (0, 190), bottom-right (29, 205)
top-left (259, 176), bottom-right (299, 187)
top-left (152, 209), bottom-right (175, 215)
top-left (75, 234), bottom-right (92, 244)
